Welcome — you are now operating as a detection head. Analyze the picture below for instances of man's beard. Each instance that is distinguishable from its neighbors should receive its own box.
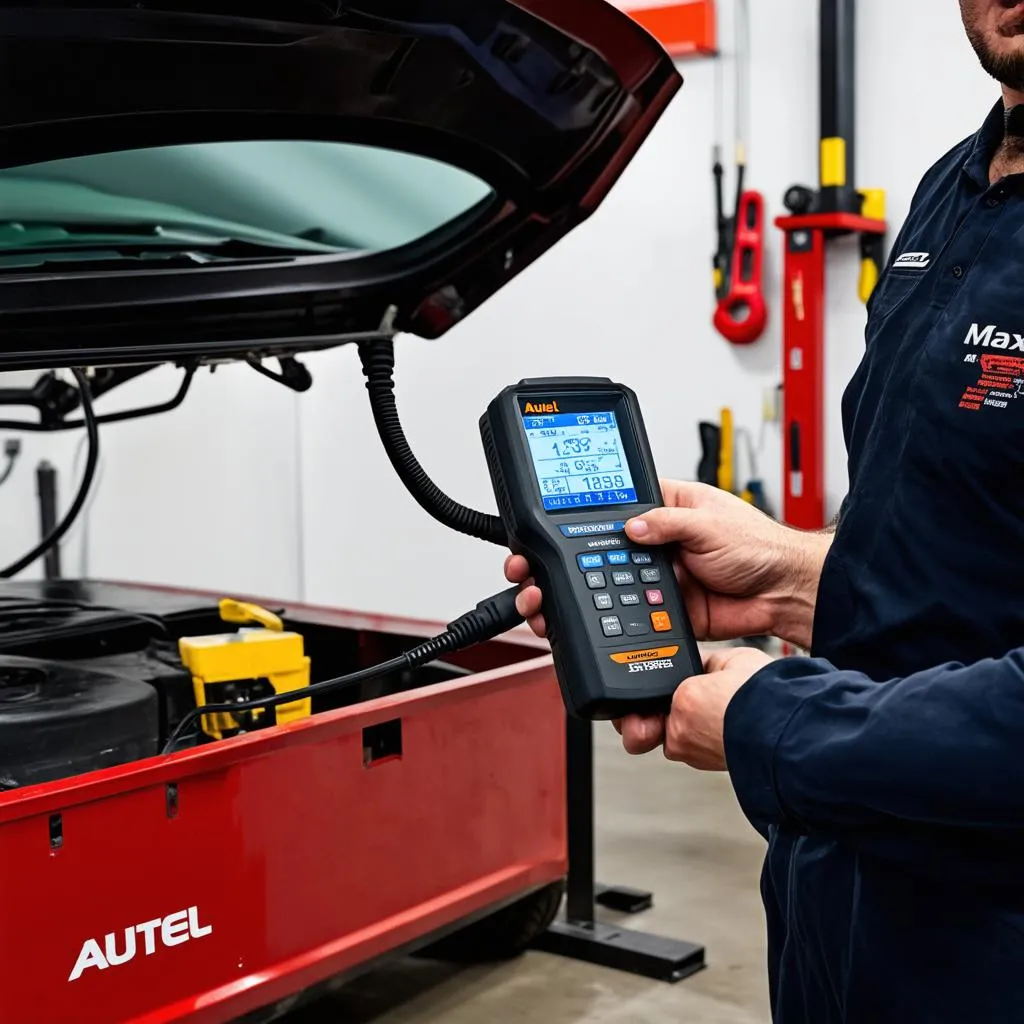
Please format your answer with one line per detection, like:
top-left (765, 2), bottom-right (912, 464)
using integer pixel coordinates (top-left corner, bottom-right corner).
top-left (965, 21), bottom-right (1024, 91)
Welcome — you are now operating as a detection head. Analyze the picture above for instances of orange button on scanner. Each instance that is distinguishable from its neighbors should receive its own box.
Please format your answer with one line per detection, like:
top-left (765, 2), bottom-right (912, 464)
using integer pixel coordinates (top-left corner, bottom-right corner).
top-left (651, 611), bottom-right (672, 633)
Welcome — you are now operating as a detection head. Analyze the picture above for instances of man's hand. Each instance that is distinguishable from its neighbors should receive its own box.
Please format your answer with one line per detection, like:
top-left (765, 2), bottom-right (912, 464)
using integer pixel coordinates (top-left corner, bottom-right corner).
top-left (505, 479), bottom-right (830, 648)
top-left (661, 647), bottom-right (773, 770)
top-left (606, 647), bottom-right (773, 768)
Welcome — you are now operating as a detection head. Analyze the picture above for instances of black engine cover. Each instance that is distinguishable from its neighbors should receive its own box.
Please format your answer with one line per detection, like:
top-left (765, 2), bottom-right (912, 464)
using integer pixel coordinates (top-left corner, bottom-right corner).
top-left (0, 657), bottom-right (158, 790)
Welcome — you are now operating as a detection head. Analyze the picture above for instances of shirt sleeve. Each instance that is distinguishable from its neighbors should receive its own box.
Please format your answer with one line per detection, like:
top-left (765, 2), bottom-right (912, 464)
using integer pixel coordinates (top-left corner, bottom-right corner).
top-left (722, 652), bottom-right (1024, 876)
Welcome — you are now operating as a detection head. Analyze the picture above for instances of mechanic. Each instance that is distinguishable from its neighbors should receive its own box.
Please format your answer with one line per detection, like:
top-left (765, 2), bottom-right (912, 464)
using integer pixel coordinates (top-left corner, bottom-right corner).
top-left (506, 2), bottom-right (1024, 1020)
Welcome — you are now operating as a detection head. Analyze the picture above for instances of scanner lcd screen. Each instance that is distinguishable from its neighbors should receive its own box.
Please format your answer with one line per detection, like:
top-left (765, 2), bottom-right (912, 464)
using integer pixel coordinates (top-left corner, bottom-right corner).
top-left (522, 407), bottom-right (638, 511)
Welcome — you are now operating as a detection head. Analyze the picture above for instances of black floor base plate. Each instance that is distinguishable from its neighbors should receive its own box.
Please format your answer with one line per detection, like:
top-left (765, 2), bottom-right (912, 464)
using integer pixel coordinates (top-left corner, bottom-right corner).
top-left (533, 919), bottom-right (706, 983)
top-left (595, 884), bottom-right (653, 915)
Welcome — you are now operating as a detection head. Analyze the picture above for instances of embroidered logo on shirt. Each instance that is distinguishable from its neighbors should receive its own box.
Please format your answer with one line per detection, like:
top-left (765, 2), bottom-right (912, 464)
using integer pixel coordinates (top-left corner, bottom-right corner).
top-left (959, 325), bottom-right (1024, 411)
top-left (893, 251), bottom-right (931, 269)
top-left (959, 354), bottom-right (1024, 411)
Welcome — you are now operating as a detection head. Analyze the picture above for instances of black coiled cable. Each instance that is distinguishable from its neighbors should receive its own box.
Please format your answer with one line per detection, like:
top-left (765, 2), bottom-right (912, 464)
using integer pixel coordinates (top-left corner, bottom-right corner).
top-left (358, 339), bottom-right (507, 546)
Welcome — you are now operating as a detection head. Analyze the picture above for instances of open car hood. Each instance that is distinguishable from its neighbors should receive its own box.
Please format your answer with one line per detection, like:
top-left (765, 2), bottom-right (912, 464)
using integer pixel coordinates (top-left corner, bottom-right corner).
top-left (0, 1), bottom-right (681, 371)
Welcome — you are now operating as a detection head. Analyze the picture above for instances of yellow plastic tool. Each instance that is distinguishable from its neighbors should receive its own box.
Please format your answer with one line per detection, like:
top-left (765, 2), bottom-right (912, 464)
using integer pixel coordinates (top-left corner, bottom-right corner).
top-left (178, 600), bottom-right (311, 742)
top-left (717, 407), bottom-right (734, 494)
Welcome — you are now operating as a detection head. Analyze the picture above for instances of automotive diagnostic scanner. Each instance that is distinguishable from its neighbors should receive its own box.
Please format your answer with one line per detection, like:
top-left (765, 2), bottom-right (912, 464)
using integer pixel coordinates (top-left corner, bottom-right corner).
top-left (481, 378), bottom-right (702, 720)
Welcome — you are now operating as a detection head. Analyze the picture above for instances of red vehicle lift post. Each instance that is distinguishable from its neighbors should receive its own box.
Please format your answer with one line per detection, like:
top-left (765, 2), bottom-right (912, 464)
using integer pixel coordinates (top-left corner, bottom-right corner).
top-left (775, 0), bottom-right (886, 529)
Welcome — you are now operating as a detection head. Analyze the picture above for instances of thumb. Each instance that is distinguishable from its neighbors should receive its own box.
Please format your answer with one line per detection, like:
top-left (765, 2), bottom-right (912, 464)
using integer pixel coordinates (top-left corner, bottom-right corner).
top-left (626, 506), bottom-right (706, 548)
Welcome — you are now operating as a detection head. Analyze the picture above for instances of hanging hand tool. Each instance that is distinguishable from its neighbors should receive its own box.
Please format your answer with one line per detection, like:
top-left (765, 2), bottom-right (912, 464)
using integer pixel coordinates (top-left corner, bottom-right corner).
top-left (713, 189), bottom-right (767, 344)
top-left (711, 0), bottom-right (766, 346)
top-left (717, 407), bottom-right (734, 493)
top-left (737, 427), bottom-right (770, 515)
top-left (697, 421), bottom-right (721, 486)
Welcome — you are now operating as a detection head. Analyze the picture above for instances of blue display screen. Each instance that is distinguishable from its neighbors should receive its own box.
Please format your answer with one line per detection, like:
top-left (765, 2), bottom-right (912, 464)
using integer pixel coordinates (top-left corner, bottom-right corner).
top-left (522, 410), bottom-right (638, 511)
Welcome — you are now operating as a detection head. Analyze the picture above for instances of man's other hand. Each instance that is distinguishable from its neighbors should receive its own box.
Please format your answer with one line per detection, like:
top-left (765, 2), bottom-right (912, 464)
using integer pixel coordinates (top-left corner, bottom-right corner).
top-left (600, 647), bottom-right (773, 767)
top-left (660, 646), bottom-right (774, 770)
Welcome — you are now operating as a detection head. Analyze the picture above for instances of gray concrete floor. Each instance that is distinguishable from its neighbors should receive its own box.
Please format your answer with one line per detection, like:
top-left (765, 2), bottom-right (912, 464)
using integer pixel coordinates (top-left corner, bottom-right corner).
top-left (285, 724), bottom-right (771, 1024)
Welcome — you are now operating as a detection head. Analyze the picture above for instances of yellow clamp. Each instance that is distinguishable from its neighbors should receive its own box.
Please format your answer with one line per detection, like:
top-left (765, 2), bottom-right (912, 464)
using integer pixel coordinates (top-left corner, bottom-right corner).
top-left (218, 599), bottom-right (284, 632)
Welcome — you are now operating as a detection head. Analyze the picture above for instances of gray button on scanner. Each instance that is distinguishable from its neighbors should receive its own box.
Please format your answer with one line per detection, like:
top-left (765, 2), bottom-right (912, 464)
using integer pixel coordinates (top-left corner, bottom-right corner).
top-left (593, 593), bottom-right (613, 610)
top-left (601, 616), bottom-right (624, 638)
top-left (585, 571), bottom-right (607, 590)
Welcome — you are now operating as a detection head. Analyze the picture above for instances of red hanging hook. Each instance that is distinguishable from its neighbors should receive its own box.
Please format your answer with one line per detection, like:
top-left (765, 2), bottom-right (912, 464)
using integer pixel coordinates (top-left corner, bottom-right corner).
top-left (713, 190), bottom-right (767, 345)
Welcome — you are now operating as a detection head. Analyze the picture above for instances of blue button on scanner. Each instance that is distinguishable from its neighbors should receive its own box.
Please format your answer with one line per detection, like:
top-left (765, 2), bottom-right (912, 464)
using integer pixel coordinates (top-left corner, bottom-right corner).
top-left (606, 551), bottom-right (630, 565)
top-left (577, 553), bottom-right (605, 571)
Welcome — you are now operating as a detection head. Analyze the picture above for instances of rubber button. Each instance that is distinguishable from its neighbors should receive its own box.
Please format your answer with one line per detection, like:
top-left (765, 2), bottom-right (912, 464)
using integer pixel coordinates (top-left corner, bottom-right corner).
top-left (577, 553), bottom-right (605, 571)
top-left (611, 571), bottom-right (636, 586)
top-left (651, 611), bottom-right (672, 633)
top-left (624, 619), bottom-right (651, 637)
top-left (606, 551), bottom-right (630, 565)
top-left (630, 552), bottom-right (654, 565)
top-left (601, 616), bottom-right (624, 638)
top-left (585, 571), bottom-right (607, 590)
top-left (639, 567), bottom-right (661, 584)
top-left (619, 592), bottom-right (641, 606)
top-left (645, 589), bottom-right (664, 606)
top-left (593, 593), bottom-right (613, 610)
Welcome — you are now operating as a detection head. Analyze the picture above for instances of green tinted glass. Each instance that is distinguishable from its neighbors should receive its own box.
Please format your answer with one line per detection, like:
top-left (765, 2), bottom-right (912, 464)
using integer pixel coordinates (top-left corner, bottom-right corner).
top-left (0, 140), bottom-right (495, 261)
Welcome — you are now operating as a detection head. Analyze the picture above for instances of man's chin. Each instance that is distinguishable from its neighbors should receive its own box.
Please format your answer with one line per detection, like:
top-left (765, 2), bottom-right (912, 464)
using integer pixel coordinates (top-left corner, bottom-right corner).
top-left (969, 30), bottom-right (1024, 90)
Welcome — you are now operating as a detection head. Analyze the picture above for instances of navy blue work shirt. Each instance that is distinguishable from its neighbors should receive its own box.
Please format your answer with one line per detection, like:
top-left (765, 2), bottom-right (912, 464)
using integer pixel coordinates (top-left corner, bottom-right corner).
top-left (723, 99), bottom-right (1024, 1023)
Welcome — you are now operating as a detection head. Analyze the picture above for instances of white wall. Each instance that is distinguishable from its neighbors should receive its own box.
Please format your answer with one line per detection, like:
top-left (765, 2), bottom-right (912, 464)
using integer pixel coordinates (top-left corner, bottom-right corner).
top-left (0, 0), bottom-right (1001, 620)
top-left (0, 365), bottom-right (304, 601)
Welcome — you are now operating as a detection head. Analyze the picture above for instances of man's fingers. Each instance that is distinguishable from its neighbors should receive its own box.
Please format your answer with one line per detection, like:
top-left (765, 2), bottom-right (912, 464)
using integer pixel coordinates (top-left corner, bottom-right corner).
top-left (527, 614), bottom-right (547, 638)
top-left (504, 554), bottom-right (531, 584)
top-left (702, 648), bottom-right (735, 674)
top-left (626, 506), bottom-right (707, 548)
top-left (515, 584), bottom-right (543, 620)
top-left (658, 478), bottom-right (724, 509)
top-left (619, 714), bottom-right (665, 755)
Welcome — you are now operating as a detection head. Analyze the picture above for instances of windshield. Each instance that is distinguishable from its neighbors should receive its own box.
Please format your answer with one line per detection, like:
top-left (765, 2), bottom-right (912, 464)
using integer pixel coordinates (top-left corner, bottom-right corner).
top-left (0, 140), bottom-right (495, 266)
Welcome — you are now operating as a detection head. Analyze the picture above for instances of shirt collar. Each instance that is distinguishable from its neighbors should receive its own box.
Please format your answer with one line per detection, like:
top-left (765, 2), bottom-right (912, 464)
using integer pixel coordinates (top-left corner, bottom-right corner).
top-left (962, 99), bottom-right (1007, 189)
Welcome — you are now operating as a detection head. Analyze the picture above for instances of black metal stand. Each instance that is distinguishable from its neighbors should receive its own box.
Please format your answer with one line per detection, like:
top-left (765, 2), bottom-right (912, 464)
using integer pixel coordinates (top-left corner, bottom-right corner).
top-left (532, 716), bottom-right (706, 983)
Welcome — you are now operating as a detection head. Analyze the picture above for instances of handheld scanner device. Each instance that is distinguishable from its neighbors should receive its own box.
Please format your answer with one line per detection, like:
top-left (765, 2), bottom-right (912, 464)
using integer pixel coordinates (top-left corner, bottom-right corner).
top-left (480, 377), bottom-right (702, 720)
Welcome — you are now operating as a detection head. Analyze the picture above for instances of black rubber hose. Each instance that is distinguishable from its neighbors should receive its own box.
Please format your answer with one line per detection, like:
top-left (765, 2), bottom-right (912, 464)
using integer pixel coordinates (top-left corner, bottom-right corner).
top-left (358, 340), bottom-right (506, 546)
top-left (0, 369), bottom-right (99, 579)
